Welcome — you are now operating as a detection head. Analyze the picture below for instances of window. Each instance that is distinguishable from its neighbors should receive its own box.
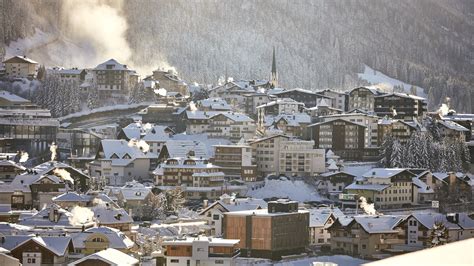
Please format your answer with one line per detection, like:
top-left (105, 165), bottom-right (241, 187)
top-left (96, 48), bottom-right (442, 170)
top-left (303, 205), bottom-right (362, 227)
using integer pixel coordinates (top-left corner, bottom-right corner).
top-left (362, 244), bottom-right (367, 249)
top-left (215, 260), bottom-right (224, 264)
top-left (213, 214), bottom-right (220, 220)
top-left (170, 259), bottom-right (179, 263)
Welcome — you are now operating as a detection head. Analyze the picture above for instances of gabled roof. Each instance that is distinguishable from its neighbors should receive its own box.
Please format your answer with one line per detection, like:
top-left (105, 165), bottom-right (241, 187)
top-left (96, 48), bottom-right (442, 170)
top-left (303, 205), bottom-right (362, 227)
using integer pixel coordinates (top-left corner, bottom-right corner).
top-left (93, 59), bottom-right (130, 71)
top-left (309, 118), bottom-right (366, 128)
top-left (354, 215), bottom-right (406, 234)
top-left (99, 140), bottom-right (156, 162)
top-left (72, 227), bottom-right (134, 249)
top-left (199, 197), bottom-right (267, 215)
top-left (438, 120), bottom-right (469, 132)
top-left (345, 182), bottom-right (390, 192)
top-left (160, 140), bottom-right (209, 159)
top-left (120, 181), bottom-right (152, 201)
top-left (309, 207), bottom-right (345, 228)
top-left (412, 177), bottom-right (434, 194)
top-left (265, 113), bottom-right (311, 127)
top-left (52, 192), bottom-right (91, 202)
top-left (19, 204), bottom-right (74, 227)
top-left (2, 55), bottom-right (38, 64)
top-left (0, 91), bottom-right (30, 104)
top-left (69, 248), bottom-right (139, 266)
top-left (12, 236), bottom-right (72, 257)
top-left (375, 92), bottom-right (426, 101)
top-left (93, 205), bottom-right (133, 225)
top-left (320, 171), bottom-right (356, 178)
top-left (362, 168), bottom-right (413, 179)
top-left (408, 213), bottom-right (461, 230)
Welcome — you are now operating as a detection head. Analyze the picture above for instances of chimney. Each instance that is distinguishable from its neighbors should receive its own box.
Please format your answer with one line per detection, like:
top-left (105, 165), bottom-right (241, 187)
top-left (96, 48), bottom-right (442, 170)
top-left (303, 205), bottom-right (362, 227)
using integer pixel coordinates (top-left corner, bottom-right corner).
top-left (203, 199), bottom-right (208, 208)
top-left (82, 225), bottom-right (85, 232)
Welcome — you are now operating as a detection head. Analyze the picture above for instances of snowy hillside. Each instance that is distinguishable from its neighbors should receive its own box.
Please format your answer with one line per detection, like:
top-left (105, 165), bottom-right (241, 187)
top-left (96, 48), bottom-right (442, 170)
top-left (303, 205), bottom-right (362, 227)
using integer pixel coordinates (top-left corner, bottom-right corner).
top-left (358, 65), bottom-right (427, 98)
top-left (247, 178), bottom-right (324, 202)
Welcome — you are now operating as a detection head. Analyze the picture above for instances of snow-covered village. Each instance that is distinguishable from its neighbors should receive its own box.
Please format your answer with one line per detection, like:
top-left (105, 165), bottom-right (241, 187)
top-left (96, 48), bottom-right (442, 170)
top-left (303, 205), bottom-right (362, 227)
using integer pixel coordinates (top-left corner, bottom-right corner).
top-left (0, 1), bottom-right (473, 266)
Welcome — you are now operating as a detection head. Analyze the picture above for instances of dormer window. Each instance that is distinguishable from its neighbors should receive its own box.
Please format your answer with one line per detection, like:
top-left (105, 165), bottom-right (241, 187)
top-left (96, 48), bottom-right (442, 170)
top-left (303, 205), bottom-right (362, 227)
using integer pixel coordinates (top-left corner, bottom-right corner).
top-left (123, 153), bottom-right (131, 159)
top-left (111, 153), bottom-right (119, 159)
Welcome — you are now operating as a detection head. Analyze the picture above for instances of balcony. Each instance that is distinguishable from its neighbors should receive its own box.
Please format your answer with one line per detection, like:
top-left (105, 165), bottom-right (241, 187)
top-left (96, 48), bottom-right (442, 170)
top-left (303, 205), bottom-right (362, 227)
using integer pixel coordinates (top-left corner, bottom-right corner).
top-left (209, 250), bottom-right (241, 258)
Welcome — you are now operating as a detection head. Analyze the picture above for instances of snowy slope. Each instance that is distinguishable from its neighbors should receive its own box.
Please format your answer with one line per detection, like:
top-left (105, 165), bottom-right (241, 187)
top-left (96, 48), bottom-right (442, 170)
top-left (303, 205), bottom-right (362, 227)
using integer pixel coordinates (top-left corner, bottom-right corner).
top-left (247, 178), bottom-right (324, 202)
top-left (358, 65), bottom-right (426, 98)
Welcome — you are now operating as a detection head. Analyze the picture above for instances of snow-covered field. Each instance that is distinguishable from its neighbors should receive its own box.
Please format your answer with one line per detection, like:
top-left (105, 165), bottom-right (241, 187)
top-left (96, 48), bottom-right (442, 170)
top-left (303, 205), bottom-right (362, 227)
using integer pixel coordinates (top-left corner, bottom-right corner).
top-left (247, 178), bottom-right (324, 202)
top-left (358, 65), bottom-right (426, 98)
top-left (236, 255), bottom-right (368, 266)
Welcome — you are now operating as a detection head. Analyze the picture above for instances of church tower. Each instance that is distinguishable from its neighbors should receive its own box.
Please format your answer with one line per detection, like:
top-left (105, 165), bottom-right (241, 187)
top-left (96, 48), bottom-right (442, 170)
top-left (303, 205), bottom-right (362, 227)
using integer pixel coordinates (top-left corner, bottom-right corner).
top-left (270, 47), bottom-right (278, 88)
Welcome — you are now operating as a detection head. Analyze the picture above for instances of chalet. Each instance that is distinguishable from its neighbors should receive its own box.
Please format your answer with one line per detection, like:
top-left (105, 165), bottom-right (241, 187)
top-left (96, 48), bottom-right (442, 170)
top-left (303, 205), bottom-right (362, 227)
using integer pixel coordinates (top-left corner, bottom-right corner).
top-left (71, 226), bottom-right (135, 255)
top-left (58, 68), bottom-right (87, 85)
top-left (437, 120), bottom-right (469, 141)
top-left (270, 88), bottom-right (331, 108)
top-left (152, 69), bottom-right (189, 96)
top-left (308, 207), bottom-right (347, 246)
top-left (88, 139), bottom-right (158, 186)
top-left (262, 113), bottom-right (311, 138)
top-left (328, 215), bottom-right (405, 259)
top-left (0, 160), bottom-right (26, 183)
top-left (157, 140), bottom-right (209, 162)
top-left (2, 56), bottom-right (38, 79)
top-left (316, 171), bottom-right (356, 200)
top-left (345, 168), bottom-right (417, 209)
top-left (10, 236), bottom-right (73, 265)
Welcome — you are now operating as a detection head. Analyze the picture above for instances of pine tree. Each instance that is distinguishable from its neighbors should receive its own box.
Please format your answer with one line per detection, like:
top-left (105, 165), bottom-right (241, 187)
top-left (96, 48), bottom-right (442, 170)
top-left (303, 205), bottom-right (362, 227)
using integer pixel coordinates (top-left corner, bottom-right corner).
top-left (87, 85), bottom-right (100, 109)
top-left (429, 221), bottom-right (449, 247)
top-left (390, 139), bottom-right (404, 168)
top-left (380, 135), bottom-right (394, 167)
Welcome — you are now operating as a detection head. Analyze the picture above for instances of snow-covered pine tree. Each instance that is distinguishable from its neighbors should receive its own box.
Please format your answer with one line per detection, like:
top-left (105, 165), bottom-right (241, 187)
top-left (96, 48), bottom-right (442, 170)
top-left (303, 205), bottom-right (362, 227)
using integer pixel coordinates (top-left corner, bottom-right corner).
top-left (86, 85), bottom-right (100, 110)
top-left (380, 135), bottom-right (394, 167)
top-left (390, 139), bottom-right (404, 168)
top-left (429, 221), bottom-right (448, 247)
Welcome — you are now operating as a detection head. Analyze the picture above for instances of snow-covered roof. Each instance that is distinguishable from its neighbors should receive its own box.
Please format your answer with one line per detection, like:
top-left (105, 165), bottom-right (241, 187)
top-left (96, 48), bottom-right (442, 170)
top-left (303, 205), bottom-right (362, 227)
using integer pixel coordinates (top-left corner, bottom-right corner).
top-left (119, 181), bottom-right (152, 201)
top-left (345, 182), bottom-right (390, 192)
top-left (309, 118), bottom-right (366, 128)
top-left (72, 226), bottom-right (134, 249)
top-left (93, 59), bottom-right (131, 71)
top-left (354, 215), bottom-right (405, 234)
top-left (142, 126), bottom-right (172, 142)
top-left (19, 204), bottom-right (74, 227)
top-left (264, 113), bottom-right (311, 127)
top-left (438, 120), bottom-right (469, 132)
top-left (256, 98), bottom-right (304, 109)
top-left (93, 205), bottom-right (133, 225)
top-left (349, 86), bottom-right (384, 96)
top-left (0, 160), bottom-right (26, 170)
top-left (12, 236), bottom-right (72, 256)
top-left (197, 98), bottom-right (232, 110)
top-left (432, 172), bottom-right (449, 182)
top-left (52, 192), bottom-right (91, 202)
top-left (375, 92), bottom-right (426, 101)
top-left (411, 177), bottom-right (434, 194)
top-left (0, 235), bottom-right (34, 251)
top-left (2, 55), bottom-right (38, 64)
top-left (309, 207), bottom-right (345, 228)
top-left (410, 213), bottom-right (461, 230)
top-left (155, 157), bottom-right (219, 173)
top-left (271, 88), bottom-right (317, 96)
top-left (163, 235), bottom-right (239, 247)
top-left (200, 197), bottom-right (267, 215)
top-left (362, 168), bottom-right (410, 179)
top-left (161, 140), bottom-right (209, 159)
top-left (0, 90), bottom-right (30, 104)
top-left (320, 171), bottom-right (355, 178)
top-left (58, 68), bottom-right (83, 75)
top-left (99, 139), bottom-right (157, 162)
top-left (69, 248), bottom-right (139, 266)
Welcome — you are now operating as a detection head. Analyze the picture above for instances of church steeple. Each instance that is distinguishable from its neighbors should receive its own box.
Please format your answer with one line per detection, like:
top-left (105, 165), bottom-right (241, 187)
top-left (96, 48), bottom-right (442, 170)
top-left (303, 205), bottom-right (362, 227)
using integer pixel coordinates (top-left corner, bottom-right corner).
top-left (270, 46), bottom-right (278, 88)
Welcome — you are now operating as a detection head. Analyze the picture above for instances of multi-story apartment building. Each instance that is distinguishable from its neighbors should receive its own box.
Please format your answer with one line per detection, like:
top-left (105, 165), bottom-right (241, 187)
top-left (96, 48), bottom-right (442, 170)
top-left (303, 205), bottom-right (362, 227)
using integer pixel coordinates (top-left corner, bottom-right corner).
top-left (88, 139), bottom-right (157, 185)
top-left (213, 144), bottom-right (257, 182)
top-left (223, 199), bottom-right (309, 260)
top-left (0, 91), bottom-right (59, 156)
top-left (91, 59), bottom-right (138, 100)
top-left (329, 215), bottom-right (406, 259)
top-left (315, 171), bottom-right (357, 200)
top-left (348, 87), bottom-right (384, 112)
top-left (162, 236), bottom-right (240, 266)
top-left (261, 113), bottom-right (311, 138)
top-left (2, 55), bottom-right (38, 79)
top-left (345, 168), bottom-right (417, 209)
top-left (152, 69), bottom-right (189, 96)
top-left (309, 119), bottom-right (367, 160)
top-left (154, 157), bottom-right (223, 187)
top-left (249, 135), bottom-right (325, 177)
top-left (316, 89), bottom-right (348, 111)
top-left (377, 119), bottom-right (421, 145)
top-left (58, 68), bottom-right (87, 84)
top-left (243, 92), bottom-right (276, 117)
top-left (437, 120), bottom-right (469, 141)
top-left (185, 111), bottom-right (255, 143)
top-left (257, 98), bottom-right (304, 118)
top-left (321, 113), bottom-right (379, 148)
top-left (270, 88), bottom-right (331, 108)
top-left (374, 93), bottom-right (427, 120)
top-left (209, 80), bottom-right (270, 109)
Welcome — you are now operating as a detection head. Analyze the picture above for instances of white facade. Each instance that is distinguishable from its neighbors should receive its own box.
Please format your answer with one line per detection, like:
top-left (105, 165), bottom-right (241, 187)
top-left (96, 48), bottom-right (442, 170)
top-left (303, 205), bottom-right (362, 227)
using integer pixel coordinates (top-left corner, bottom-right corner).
top-left (322, 113), bottom-right (379, 148)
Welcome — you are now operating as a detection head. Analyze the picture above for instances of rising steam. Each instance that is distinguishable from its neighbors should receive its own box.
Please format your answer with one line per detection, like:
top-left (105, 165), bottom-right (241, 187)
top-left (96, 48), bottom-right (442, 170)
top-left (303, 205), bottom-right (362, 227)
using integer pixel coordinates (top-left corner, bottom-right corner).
top-left (19, 151), bottom-right (29, 163)
top-left (69, 205), bottom-right (94, 226)
top-left (359, 196), bottom-right (377, 215)
top-left (62, 0), bottom-right (131, 66)
top-left (53, 168), bottom-right (75, 184)
top-left (128, 138), bottom-right (150, 153)
top-left (50, 142), bottom-right (58, 161)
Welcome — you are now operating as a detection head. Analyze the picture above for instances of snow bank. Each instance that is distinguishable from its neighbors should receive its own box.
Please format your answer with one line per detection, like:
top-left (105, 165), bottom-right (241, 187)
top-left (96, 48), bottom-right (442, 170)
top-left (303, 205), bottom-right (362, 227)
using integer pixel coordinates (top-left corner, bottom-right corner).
top-left (358, 65), bottom-right (426, 97)
top-left (247, 178), bottom-right (324, 202)
top-left (236, 255), bottom-right (368, 266)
